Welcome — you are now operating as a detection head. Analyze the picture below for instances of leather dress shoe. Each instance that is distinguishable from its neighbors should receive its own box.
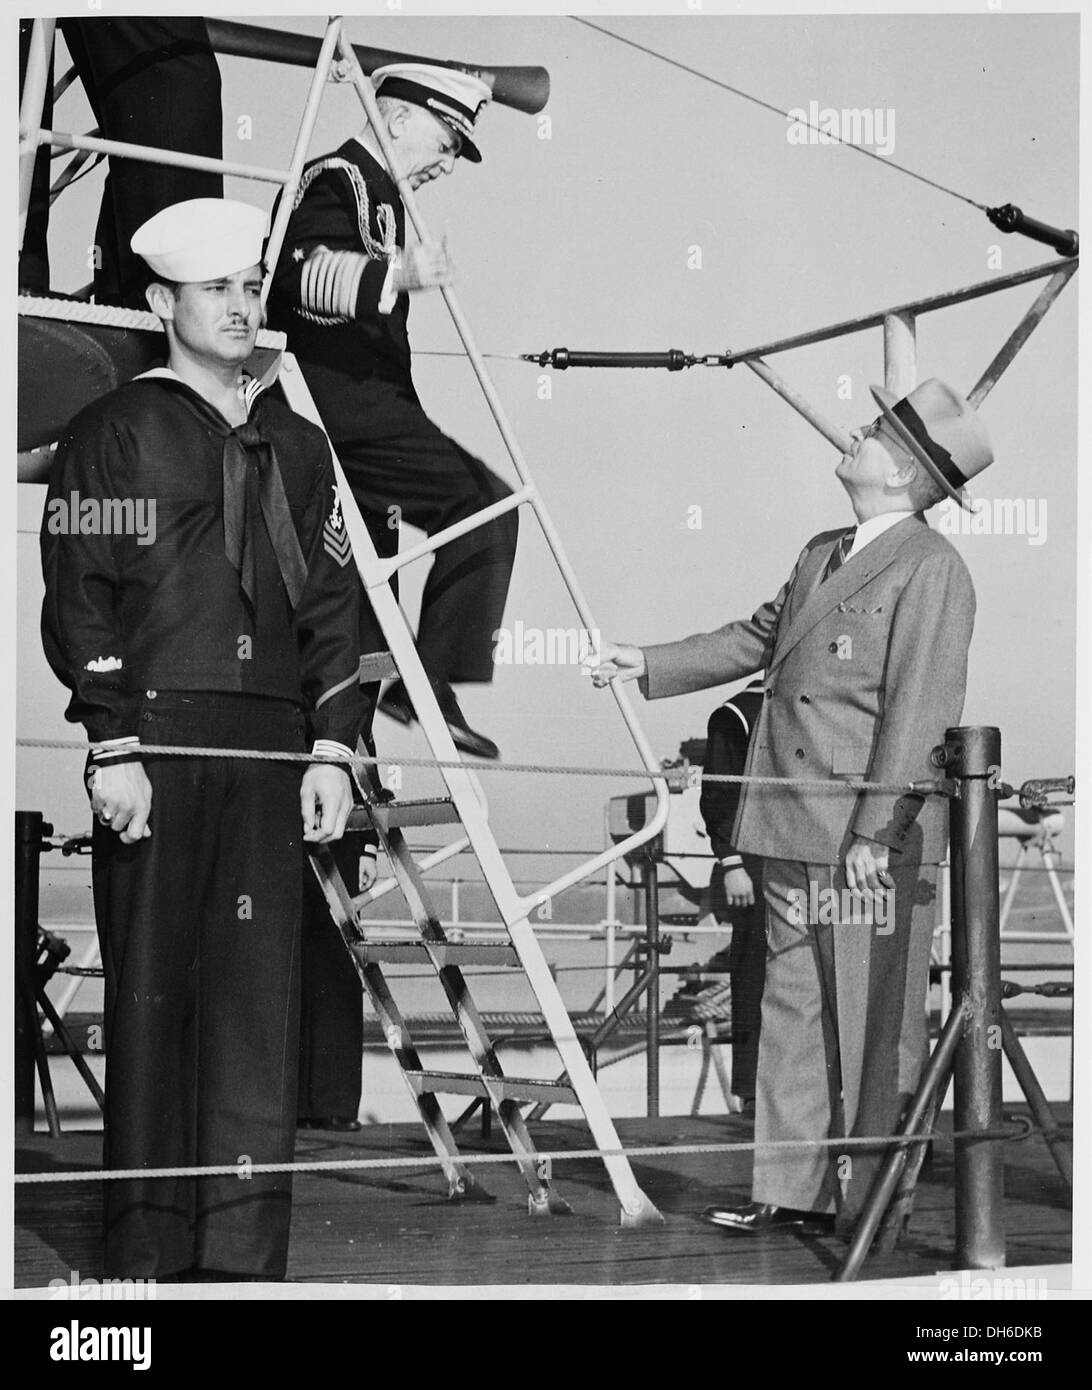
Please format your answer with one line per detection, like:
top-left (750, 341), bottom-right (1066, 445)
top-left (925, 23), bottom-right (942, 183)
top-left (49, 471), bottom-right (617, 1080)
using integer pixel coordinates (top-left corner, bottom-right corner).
top-left (297, 1116), bottom-right (362, 1132)
top-left (379, 679), bottom-right (500, 760)
top-left (701, 1201), bottom-right (834, 1235)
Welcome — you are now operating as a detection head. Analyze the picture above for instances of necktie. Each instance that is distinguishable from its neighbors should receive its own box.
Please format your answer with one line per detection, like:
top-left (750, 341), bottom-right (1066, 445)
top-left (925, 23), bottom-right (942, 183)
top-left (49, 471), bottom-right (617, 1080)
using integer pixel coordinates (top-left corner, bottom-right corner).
top-left (822, 526), bottom-right (857, 582)
top-left (222, 422), bottom-right (308, 611)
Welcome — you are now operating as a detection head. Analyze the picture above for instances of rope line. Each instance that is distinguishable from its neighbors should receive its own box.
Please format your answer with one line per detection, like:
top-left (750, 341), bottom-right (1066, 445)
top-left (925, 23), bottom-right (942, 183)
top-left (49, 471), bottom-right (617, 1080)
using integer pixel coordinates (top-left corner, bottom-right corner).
top-left (571, 16), bottom-right (988, 214)
top-left (17, 295), bottom-right (519, 367)
top-left (13, 1120), bottom-right (1042, 1186)
top-left (18, 294), bottom-right (287, 350)
top-left (415, 350), bottom-right (528, 362)
top-left (17, 293), bottom-right (160, 331)
top-left (17, 737), bottom-right (941, 797)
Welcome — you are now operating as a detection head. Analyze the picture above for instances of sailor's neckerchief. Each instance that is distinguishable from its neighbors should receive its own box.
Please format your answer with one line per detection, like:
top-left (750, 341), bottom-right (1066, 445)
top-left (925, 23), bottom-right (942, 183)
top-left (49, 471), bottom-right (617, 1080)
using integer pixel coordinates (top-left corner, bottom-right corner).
top-left (132, 367), bottom-right (307, 611)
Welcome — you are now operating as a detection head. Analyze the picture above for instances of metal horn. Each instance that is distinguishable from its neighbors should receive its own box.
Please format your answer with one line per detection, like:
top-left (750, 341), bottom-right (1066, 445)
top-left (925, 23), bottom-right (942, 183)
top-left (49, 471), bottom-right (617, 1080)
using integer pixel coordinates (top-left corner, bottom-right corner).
top-left (204, 19), bottom-right (550, 115)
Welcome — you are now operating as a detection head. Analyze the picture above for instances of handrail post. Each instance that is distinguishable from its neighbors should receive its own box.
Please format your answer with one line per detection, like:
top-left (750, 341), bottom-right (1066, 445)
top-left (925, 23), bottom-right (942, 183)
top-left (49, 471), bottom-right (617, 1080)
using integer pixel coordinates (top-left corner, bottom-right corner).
top-left (640, 847), bottom-right (661, 1118)
top-left (945, 725), bottom-right (1006, 1268)
top-left (18, 18), bottom-right (55, 251)
top-left (260, 17), bottom-right (344, 309)
top-left (883, 311), bottom-right (917, 396)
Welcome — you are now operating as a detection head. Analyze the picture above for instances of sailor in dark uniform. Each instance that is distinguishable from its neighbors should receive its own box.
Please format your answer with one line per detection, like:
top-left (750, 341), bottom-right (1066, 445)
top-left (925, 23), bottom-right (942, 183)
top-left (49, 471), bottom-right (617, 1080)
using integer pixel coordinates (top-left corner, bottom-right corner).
top-left (40, 198), bottom-right (366, 1281)
top-left (268, 63), bottom-right (516, 760)
top-left (698, 680), bottom-right (768, 1104)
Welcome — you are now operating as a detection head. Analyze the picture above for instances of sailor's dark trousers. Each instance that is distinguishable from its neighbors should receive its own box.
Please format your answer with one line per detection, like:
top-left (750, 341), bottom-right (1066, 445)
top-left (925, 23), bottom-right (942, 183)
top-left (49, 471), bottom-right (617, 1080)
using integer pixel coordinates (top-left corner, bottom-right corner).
top-left (92, 691), bottom-right (305, 1279)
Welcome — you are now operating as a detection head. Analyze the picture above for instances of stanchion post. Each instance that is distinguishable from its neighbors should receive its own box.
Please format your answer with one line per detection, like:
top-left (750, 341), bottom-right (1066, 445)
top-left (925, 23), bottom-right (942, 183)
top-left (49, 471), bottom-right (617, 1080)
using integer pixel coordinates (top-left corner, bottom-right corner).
top-left (945, 725), bottom-right (1006, 1268)
top-left (15, 811), bottom-right (45, 1134)
top-left (883, 310), bottom-right (917, 396)
top-left (18, 18), bottom-right (55, 249)
top-left (641, 852), bottom-right (660, 1118)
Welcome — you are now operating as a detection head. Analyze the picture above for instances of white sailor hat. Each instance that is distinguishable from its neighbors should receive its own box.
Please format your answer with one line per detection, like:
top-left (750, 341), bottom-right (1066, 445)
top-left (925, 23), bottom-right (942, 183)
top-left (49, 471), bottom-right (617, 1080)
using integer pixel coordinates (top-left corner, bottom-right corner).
top-left (372, 62), bottom-right (491, 163)
top-left (130, 198), bottom-right (269, 282)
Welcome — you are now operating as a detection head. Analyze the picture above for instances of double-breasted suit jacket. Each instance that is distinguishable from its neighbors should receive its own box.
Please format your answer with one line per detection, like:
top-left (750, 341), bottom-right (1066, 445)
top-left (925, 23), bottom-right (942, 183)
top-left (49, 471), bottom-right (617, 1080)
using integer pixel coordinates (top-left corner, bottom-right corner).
top-left (642, 514), bottom-right (975, 867)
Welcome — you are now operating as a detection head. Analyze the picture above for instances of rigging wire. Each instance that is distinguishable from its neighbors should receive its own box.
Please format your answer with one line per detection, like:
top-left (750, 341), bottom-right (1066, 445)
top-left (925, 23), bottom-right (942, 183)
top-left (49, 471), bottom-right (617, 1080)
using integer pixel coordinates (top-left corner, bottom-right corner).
top-left (571, 15), bottom-right (988, 214)
top-left (49, 151), bottom-right (104, 201)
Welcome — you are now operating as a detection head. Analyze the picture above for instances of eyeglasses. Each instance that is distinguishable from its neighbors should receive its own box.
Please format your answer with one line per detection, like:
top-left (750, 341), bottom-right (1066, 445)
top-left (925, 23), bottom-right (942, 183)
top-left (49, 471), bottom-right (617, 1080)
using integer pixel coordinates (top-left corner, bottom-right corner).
top-left (859, 417), bottom-right (899, 446)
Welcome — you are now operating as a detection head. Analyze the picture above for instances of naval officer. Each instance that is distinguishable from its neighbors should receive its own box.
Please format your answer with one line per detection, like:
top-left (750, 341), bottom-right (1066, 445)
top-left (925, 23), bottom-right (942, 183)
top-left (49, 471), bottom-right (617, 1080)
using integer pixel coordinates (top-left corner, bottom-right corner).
top-left (268, 63), bottom-right (517, 761)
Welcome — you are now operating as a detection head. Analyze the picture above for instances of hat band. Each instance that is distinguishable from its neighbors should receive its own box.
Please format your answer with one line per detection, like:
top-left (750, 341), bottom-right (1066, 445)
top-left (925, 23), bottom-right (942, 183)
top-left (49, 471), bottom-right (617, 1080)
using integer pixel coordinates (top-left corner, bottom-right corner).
top-left (425, 97), bottom-right (474, 138)
top-left (891, 398), bottom-right (968, 492)
top-left (375, 75), bottom-right (476, 127)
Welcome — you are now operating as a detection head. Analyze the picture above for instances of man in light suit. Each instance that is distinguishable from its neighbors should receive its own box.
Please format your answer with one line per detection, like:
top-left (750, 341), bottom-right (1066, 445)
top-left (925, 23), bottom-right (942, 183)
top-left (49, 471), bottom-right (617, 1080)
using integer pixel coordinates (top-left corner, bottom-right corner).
top-left (586, 378), bottom-right (993, 1236)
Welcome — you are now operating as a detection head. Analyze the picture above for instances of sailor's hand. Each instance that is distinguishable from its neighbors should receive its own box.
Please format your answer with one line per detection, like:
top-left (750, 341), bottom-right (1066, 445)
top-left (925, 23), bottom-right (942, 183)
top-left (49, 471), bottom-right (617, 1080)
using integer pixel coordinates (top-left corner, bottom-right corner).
top-left (723, 865), bottom-right (755, 908)
top-left (844, 835), bottom-right (896, 895)
top-left (301, 765), bottom-right (354, 843)
top-left (581, 640), bottom-right (646, 688)
top-left (391, 237), bottom-right (456, 294)
top-left (89, 762), bottom-right (153, 845)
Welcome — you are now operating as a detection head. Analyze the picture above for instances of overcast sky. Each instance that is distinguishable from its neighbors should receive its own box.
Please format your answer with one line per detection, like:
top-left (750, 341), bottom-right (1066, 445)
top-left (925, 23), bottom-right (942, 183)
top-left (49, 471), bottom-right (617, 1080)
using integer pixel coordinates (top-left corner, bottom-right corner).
top-left (16, 4), bottom-right (1082, 864)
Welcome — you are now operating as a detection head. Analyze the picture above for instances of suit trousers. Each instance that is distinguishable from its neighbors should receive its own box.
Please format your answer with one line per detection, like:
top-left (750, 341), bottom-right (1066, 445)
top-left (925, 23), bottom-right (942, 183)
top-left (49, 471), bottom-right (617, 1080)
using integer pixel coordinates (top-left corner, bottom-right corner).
top-left (751, 857), bottom-right (937, 1224)
top-left (332, 380), bottom-right (518, 685)
top-left (57, 19), bottom-right (224, 306)
top-left (92, 692), bottom-right (305, 1278)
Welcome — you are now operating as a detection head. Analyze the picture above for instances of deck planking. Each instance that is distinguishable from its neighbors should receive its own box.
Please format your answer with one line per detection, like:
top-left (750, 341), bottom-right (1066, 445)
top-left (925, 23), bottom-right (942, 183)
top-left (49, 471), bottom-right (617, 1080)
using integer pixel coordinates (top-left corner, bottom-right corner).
top-left (15, 1108), bottom-right (1071, 1289)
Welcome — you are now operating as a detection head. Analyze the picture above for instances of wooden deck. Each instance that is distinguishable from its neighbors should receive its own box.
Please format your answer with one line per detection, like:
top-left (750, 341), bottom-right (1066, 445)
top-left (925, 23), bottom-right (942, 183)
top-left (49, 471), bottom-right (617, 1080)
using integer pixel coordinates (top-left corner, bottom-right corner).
top-left (15, 1106), bottom-right (1071, 1289)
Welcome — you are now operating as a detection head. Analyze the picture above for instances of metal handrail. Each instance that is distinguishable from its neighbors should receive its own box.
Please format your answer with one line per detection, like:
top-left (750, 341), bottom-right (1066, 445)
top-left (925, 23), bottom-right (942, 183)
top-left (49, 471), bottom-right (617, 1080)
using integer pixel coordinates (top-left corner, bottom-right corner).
top-left (725, 258), bottom-right (1078, 366)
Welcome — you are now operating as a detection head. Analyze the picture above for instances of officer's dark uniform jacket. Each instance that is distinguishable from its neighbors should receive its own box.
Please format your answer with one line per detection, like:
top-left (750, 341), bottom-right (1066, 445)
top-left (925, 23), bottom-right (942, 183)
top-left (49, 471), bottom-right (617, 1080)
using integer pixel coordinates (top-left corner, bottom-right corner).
top-left (265, 136), bottom-right (519, 691)
top-left (41, 370), bottom-right (364, 752)
top-left (267, 139), bottom-right (412, 430)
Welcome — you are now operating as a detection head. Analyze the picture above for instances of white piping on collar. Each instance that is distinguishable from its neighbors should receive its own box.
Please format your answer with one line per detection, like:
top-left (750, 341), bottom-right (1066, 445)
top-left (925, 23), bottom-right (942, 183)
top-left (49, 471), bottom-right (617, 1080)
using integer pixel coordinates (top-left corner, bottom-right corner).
top-left (131, 367), bottom-right (265, 414)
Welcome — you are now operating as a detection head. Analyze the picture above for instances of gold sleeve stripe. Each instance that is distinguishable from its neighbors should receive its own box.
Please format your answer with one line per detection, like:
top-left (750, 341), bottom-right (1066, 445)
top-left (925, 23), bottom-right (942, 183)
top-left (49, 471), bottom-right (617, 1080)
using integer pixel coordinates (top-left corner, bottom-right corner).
top-left (299, 248), bottom-right (369, 321)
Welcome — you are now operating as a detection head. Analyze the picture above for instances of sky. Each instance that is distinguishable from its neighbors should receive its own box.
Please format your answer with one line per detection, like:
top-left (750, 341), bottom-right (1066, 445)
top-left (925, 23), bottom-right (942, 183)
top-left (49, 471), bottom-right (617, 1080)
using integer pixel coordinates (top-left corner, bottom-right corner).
top-left (15, 5), bottom-right (1082, 867)
top-left (8, 0), bottom-right (1089, 1293)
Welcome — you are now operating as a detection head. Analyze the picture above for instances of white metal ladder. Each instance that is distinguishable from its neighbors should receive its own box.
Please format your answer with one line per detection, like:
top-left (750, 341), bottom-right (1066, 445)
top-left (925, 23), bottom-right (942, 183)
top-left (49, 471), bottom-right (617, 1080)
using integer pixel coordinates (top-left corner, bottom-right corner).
top-left (19, 14), bottom-right (669, 1225)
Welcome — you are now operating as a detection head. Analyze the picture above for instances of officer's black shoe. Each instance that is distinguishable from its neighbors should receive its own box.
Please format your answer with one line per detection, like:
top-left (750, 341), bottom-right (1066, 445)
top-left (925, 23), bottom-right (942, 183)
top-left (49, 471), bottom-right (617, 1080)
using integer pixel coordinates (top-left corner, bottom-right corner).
top-left (378, 679), bottom-right (415, 726)
top-left (379, 679), bottom-right (500, 760)
top-left (298, 1116), bottom-right (362, 1132)
top-left (701, 1201), bottom-right (835, 1235)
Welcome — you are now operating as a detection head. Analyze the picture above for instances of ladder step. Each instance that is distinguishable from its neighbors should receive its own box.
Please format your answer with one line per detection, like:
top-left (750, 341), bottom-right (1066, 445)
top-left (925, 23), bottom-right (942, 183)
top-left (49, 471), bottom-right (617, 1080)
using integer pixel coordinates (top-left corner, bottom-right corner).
top-left (351, 940), bottom-right (519, 968)
top-left (403, 1070), bottom-right (578, 1106)
top-left (358, 651), bottom-right (399, 683)
top-left (347, 798), bottom-right (462, 832)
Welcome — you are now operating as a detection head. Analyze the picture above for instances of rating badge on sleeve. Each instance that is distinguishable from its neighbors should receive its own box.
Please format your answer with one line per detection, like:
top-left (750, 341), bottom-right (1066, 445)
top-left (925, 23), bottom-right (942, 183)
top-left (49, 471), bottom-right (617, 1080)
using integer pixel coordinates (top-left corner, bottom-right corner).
top-left (323, 485), bottom-right (352, 567)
